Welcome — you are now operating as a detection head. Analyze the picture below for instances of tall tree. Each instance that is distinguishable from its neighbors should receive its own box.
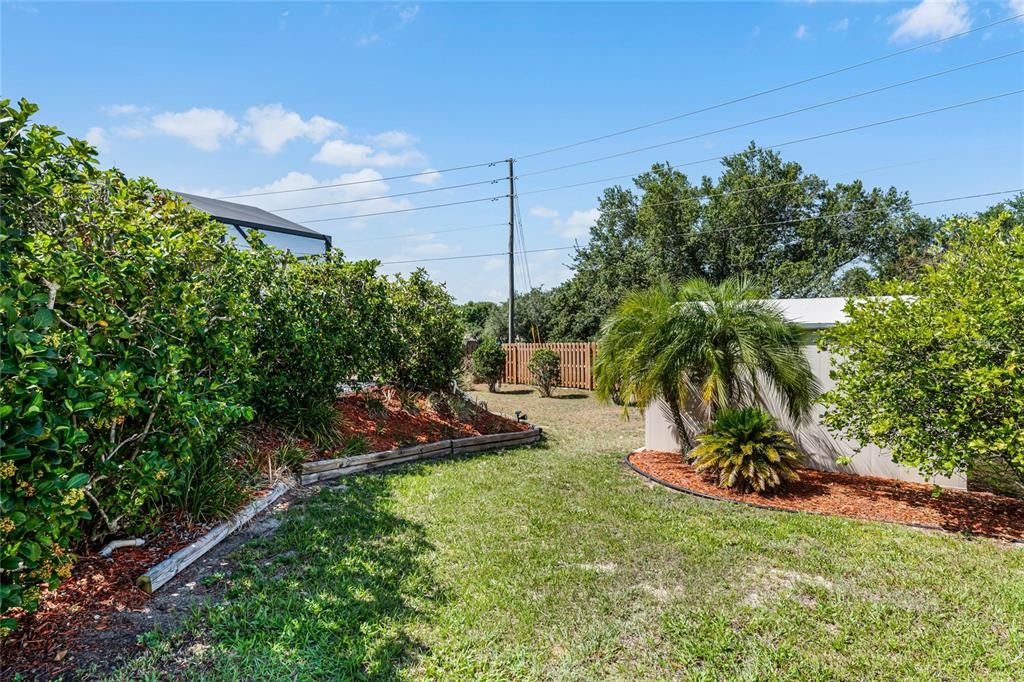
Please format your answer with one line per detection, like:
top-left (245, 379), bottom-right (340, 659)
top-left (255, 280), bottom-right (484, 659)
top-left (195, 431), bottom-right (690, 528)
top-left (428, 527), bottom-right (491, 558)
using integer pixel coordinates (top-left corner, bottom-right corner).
top-left (548, 144), bottom-right (937, 340)
top-left (483, 287), bottom-right (555, 342)
top-left (457, 300), bottom-right (498, 339)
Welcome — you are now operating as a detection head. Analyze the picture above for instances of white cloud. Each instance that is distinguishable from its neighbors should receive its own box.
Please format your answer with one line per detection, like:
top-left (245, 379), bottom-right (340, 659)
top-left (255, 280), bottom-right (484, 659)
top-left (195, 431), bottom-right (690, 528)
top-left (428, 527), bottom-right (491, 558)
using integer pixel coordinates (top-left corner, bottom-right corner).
top-left (398, 4), bottom-right (420, 24)
top-left (1010, 0), bottom-right (1024, 16)
top-left (890, 0), bottom-right (970, 41)
top-left (412, 168), bottom-right (443, 185)
top-left (313, 140), bottom-right (375, 165)
top-left (530, 206), bottom-right (559, 219)
top-left (368, 130), bottom-right (417, 148)
top-left (358, 33), bottom-right (381, 46)
top-left (199, 168), bottom-right (416, 232)
top-left (102, 104), bottom-right (148, 116)
top-left (313, 139), bottom-right (423, 167)
top-left (85, 127), bottom-right (108, 152)
top-left (831, 18), bottom-right (850, 32)
top-left (113, 125), bottom-right (145, 138)
top-left (152, 108), bottom-right (239, 151)
top-left (795, 24), bottom-right (809, 39)
top-left (239, 104), bottom-right (344, 153)
top-left (555, 208), bottom-right (600, 238)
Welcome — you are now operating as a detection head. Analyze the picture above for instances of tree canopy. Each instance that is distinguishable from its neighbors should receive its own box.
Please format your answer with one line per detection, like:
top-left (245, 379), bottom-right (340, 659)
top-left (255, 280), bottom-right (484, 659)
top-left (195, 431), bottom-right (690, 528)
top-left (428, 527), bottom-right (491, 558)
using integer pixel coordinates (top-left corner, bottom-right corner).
top-left (547, 144), bottom-right (942, 340)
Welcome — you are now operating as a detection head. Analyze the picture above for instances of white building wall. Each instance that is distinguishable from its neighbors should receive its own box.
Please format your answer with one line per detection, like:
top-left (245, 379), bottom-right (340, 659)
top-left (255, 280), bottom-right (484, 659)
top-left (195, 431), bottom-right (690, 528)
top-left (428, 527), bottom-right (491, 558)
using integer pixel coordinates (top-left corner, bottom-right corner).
top-left (643, 341), bottom-right (967, 490)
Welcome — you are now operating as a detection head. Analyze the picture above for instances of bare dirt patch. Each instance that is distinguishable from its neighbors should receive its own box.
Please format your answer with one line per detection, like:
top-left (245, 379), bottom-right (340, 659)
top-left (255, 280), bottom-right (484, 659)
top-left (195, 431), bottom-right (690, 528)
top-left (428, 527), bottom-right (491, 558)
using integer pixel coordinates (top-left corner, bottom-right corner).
top-left (628, 450), bottom-right (1024, 542)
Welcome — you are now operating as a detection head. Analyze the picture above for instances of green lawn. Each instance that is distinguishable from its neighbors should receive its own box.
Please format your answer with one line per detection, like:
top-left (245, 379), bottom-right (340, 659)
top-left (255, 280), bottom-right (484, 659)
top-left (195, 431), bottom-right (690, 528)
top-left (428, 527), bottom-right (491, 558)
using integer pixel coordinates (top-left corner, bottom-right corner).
top-left (113, 386), bottom-right (1024, 681)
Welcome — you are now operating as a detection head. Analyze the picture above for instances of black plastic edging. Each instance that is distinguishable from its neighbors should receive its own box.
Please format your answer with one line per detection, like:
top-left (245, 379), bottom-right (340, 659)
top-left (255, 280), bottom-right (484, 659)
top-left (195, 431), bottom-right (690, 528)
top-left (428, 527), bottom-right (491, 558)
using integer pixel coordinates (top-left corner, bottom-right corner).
top-left (623, 451), bottom-right (1023, 546)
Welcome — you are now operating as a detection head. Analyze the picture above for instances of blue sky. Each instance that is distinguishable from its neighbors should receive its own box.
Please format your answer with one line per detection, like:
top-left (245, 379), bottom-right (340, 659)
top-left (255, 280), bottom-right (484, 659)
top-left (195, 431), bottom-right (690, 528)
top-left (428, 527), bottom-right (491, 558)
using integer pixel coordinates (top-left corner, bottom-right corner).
top-left (5, 1), bottom-right (1023, 302)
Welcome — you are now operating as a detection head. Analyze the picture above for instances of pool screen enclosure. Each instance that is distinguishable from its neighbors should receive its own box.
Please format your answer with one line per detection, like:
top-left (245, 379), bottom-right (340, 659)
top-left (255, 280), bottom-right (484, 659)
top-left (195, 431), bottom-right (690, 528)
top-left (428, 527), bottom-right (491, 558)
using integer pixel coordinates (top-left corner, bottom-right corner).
top-left (178, 192), bottom-right (332, 256)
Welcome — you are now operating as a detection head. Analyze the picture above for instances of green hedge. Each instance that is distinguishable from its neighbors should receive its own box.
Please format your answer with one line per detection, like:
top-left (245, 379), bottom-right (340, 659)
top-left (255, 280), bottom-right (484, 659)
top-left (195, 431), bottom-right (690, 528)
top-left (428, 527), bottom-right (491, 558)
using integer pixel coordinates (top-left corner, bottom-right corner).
top-left (0, 100), bottom-right (464, 629)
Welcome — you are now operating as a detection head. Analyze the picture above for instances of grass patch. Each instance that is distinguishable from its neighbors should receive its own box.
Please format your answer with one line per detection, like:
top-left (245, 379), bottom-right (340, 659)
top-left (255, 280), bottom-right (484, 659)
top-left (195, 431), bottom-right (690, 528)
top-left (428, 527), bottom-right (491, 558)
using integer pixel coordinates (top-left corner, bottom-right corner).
top-left (112, 386), bottom-right (1024, 680)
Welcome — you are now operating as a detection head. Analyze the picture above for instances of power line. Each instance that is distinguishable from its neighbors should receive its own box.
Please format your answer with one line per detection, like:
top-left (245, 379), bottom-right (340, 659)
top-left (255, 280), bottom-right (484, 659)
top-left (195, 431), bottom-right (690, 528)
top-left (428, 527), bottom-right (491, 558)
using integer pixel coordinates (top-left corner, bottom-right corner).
top-left (515, 193), bottom-right (533, 291)
top-left (273, 176), bottom-right (506, 212)
top-left (339, 156), bottom-right (973, 246)
top-left (342, 221), bottom-right (506, 244)
top-left (516, 89), bottom-right (1024, 190)
top-left (518, 156), bottom-right (939, 199)
top-left (515, 13), bottom-right (1024, 160)
top-left (553, 158), bottom-right (939, 215)
top-left (219, 159), bottom-right (506, 199)
top-left (304, 194), bottom-right (508, 223)
top-left (377, 189), bottom-right (1022, 265)
top-left (381, 245), bottom-right (572, 266)
top-left (349, 158), bottom-right (934, 245)
top-left (517, 51), bottom-right (1024, 178)
top-left (681, 188), bottom-right (1023, 236)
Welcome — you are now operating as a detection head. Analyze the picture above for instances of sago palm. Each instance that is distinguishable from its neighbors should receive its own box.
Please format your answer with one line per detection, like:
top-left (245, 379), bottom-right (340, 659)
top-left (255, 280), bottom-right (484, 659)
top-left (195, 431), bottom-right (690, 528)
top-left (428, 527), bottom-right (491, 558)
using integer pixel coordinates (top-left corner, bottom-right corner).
top-left (691, 407), bottom-right (802, 492)
top-left (594, 277), bottom-right (819, 449)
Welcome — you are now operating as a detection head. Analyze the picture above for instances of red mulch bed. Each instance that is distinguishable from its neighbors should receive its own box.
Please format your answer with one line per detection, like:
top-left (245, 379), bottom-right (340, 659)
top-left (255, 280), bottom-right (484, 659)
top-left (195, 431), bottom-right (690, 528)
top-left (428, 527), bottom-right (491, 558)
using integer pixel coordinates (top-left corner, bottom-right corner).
top-left (1, 516), bottom-right (211, 680)
top-left (629, 450), bottom-right (1024, 542)
top-left (321, 389), bottom-right (528, 457)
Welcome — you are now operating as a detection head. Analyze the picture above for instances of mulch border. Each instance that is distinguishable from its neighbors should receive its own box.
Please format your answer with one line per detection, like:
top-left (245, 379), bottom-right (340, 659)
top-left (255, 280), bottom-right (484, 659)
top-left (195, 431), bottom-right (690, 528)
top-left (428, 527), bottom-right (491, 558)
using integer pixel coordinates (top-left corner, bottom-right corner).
top-left (623, 450), bottom-right (1024, 545)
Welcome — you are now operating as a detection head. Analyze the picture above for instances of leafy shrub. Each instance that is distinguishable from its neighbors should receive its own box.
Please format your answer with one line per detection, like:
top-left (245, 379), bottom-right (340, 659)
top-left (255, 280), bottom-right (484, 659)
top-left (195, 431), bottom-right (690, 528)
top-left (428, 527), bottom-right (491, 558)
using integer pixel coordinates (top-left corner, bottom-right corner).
top-left (0, 99), bottom-right (467, 629)
top-left (471, 338), bottom-right (506, 392)
top-left (528, 349), bottom-right (561, 397)
top-left (821, 215), bottom-right (1024, 486)
top-left (1, 99), bottom-right (256, 623)
top-left (387, 269), bottom-right (465, 392)
top-left (247, 249), bottom-right (393, 422)
top-left (691, 407), bottom-right (802, 492)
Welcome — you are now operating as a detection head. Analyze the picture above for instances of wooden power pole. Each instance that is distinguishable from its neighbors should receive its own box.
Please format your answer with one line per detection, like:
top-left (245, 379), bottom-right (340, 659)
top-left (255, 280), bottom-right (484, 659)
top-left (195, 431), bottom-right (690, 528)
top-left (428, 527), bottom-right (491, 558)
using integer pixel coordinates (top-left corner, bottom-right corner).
top-left (507, 158), bottom-right (515, 344)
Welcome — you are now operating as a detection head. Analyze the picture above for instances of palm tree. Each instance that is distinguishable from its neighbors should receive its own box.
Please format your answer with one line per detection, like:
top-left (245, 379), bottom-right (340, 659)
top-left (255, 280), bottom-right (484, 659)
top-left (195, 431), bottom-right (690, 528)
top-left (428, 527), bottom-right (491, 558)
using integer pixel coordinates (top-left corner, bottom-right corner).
top-left (594, 278), bottom-right (819, 450)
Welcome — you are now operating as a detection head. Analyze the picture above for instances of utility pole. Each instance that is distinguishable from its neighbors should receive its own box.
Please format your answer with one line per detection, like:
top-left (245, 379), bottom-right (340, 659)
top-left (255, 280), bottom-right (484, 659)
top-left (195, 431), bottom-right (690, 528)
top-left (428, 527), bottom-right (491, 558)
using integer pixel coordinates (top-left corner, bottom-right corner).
top-left (507, 158), bottom-right (515, 344)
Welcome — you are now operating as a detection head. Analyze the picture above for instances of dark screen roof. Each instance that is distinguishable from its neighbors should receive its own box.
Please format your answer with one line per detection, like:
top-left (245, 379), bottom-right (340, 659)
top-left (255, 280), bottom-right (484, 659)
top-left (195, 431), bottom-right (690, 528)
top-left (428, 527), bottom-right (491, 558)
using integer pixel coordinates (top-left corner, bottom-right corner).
top-left (178, 192), bottom-right (330, 244)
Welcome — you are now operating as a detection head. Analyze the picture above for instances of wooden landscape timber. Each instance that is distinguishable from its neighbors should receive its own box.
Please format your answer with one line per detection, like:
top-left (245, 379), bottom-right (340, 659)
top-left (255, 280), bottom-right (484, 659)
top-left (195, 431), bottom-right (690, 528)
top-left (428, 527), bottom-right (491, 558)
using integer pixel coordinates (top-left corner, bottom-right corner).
top-left (136, 479), bottom-right (293, 594)
top-left (299, 427), bottom-right (543, 485)
top-left (136, 428), bottom-right (542, 593)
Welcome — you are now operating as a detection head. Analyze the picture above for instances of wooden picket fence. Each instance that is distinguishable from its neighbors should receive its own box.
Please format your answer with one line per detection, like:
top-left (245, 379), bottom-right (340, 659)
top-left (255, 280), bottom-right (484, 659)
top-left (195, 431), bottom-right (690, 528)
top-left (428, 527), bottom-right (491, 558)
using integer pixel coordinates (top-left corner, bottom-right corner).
top-left (503, 342), bottom-right (597, 390)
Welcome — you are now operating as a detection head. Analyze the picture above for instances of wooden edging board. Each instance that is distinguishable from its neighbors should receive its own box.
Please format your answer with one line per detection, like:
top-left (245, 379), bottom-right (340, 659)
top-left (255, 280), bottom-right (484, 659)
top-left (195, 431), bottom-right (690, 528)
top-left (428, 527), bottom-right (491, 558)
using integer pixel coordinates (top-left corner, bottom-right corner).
top-left (136, 479), bottom-right (292, 594)
top-left (300, 427), bottom-right (543, 485)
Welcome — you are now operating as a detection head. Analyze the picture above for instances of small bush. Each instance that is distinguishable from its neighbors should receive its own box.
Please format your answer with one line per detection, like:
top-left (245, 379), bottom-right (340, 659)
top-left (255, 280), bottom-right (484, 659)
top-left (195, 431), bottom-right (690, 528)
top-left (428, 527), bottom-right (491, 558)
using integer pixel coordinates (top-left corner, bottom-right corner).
top-left (691, 407), bottom-right (802, 493)
top-left (339, 435), bottom-right (369, 457)
top-left (387, 269), bottom-right (465, 392)
top-left (528, 349), bottom-right (561, 397)
top-left (175, 448), bottom-right (250, 522)
top-left (471, 338), bottom-right (506, 392)
top-left (364, 393), bottom-right (387, 419)
top-left (273, 402), bottom-right (346, 450)
top-left (269, 441), bottom-right (309, 475)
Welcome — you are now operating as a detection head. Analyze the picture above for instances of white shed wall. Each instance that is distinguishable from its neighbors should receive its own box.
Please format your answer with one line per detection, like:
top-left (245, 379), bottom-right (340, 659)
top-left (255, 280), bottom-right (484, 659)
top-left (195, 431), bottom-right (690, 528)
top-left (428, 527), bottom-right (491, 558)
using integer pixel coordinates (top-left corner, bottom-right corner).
top-left (643, 342), bottom-right (967, 490)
